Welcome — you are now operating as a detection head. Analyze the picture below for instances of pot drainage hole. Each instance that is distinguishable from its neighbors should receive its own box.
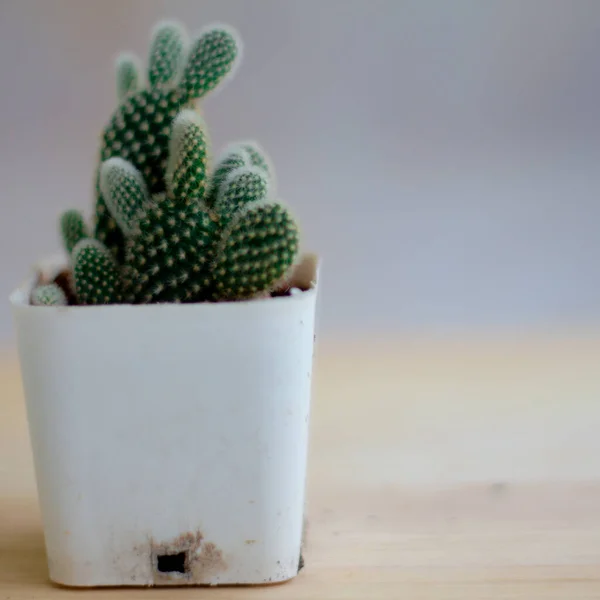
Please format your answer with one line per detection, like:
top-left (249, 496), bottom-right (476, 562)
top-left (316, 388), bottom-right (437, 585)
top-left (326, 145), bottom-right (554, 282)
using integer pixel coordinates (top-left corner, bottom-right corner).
top-left (157, 552), bottom-right (187, 574)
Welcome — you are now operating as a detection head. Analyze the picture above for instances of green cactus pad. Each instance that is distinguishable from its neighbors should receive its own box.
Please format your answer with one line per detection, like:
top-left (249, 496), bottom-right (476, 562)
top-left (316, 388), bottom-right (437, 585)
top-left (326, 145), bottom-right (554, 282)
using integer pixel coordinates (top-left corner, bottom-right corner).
top-left (124, 195), bottom-right (218, 303)
top-left (31, 284), bottom-right (68, 307)
top-left (100, 157), bottom-right (150, 235)
top-left (205, 146), bottom-right (248, 208)
top-left (100, 87), bottom-right (183, 194)
top-left (211, 201), bottom-right (299, 300)
top-left (95, 23), bottom-right (241, 258)
top-left (241, 142), bottom-right (271, 174)
top-left (148, 21), bottom-right (187, 88)
top-left (60, 209), bottom-right (90, 255)
top-left (166, 110), bottom-right (211, 202)
top-left (116, 53), bottom-right (140, 101)
top-left (72, 239), bottom-right (123, 305)
top-left (94, 170), bottom-right (127, 263)
top-left (214, 166), bottom-right (269, 220)
top-left (179, 26), bottom-right (241, 102)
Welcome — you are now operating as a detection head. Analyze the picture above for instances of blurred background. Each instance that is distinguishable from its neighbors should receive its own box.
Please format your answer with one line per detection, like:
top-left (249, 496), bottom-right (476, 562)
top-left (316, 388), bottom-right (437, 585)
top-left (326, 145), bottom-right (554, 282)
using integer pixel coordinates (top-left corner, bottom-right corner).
top-left (1, 0), bottom-right (600, 343)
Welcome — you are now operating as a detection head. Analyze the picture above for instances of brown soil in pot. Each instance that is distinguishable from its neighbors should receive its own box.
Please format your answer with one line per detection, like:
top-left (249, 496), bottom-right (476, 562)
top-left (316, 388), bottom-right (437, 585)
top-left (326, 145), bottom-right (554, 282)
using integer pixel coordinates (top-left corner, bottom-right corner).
top-left (52, 269), bottom-right (78, 305)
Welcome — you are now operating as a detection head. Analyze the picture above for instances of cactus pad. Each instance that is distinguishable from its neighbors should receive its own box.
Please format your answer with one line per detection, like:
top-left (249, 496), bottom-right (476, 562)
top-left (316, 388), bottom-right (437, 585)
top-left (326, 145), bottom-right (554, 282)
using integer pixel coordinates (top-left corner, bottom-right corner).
top-left (166, 110), bottom-right (211, 202)
top-left (124, 196), bottom-right (217, 303)
top-left (100, 157), bottom-right (149, 235)
top-left (205, 147), bottom-right (248, 208)
top-left (72, 239), bottom-right (123, 305)
top-left (31, 283), bottom-right (68, 306)
top-left (60, 209), bottom-right (90, 255)
top-left (214, 166), bottom-right (269, 219)
top-left (205, 142), bottom-right (272, 208)
top-left (116, 54), bottom-right (140, 101)
top-left (212, 202), bottom-right (299, 300)
top-left (241, 142), bottom-right (271, 174)
top-left (147, 21), bottom-right (186, 88)
top-left (179, 26), bottom-right (240, 100)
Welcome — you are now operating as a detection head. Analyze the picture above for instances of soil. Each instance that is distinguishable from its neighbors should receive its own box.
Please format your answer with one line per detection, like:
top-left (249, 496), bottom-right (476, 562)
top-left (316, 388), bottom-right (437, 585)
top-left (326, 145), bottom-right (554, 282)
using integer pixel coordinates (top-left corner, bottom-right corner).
top-left (270, 287), bottom-right (292, 297)
top-left (53, 269), bottom-right (78, 305)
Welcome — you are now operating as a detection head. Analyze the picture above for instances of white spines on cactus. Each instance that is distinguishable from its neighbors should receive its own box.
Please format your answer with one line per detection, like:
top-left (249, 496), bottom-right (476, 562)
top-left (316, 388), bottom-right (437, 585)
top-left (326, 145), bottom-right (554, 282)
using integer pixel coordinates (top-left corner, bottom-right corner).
top-left (148, 21), bottom-right (188, 88)
top-left (60, 209), bottom-right (90, 255)
top-left (100, 157), bottom-right (150, 235)
top-left (31, 283), bottom-right (68, 307)
top-left (239, 141), bottom-right (275, 197)
top-left (96, 20), bottom-right (242, 260)
top-left (211, 199), bottom-right (300, 300)
top-left (179, 23), bottom-right (242, 102)
top-left (72, 238), bottom-right (123, 305)
top-left (214, 166), bottom-right (269, 220)
top-left (165, 109), bottom-right (211, 201)
top-left (116, 53), bottom-right (141, 101)
top-left (240, 141), bottom-right (272, 175)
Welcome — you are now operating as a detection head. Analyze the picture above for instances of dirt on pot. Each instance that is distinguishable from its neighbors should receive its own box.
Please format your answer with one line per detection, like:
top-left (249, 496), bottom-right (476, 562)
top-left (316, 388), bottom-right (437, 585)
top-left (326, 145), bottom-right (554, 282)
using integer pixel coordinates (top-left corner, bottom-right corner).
top-left (149, 530), bottom-right (227, 585)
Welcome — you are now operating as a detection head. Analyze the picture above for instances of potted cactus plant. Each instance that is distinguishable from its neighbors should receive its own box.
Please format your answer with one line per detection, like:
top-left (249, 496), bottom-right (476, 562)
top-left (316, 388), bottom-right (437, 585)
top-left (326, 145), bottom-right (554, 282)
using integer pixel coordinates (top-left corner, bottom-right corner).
top-left (10, 19), bottom-right (318, 588)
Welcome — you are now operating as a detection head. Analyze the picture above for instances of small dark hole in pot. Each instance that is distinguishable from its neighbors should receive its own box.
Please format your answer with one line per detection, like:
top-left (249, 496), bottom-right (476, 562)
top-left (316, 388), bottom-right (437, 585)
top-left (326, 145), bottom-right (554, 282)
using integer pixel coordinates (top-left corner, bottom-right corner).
top-left (157, 552), bottom-right (187, 573)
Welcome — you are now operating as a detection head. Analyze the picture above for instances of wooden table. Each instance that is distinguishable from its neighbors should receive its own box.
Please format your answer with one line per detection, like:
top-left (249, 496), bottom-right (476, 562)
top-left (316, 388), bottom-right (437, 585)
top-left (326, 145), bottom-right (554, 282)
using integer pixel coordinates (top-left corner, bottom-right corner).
top-left (2, 332), bottom-right (600, 598)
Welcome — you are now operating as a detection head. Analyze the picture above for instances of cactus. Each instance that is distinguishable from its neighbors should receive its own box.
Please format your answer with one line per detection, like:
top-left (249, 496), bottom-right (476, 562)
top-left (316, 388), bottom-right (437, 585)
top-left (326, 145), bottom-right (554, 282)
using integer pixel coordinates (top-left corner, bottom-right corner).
top-left (208, 143), bottom-right (297, 299)
top-left (205, 147), bottom-right (248, 208)
top-left (115, 53), bottom-right (140, 101)
top-left (211, 202), bottom-right (299, 300)
top-left (205, 142), bottom-right (272, 209)
top-left (72, 239), bottom-right (123, 305)
top-left (147, 22), bottom-right (186, 89)
top-left (101, 110), bottom-right (217, 303)
top-left (241, 142), bottom-right (272, 175)
top-left (31, 284), bottom-right (68, 306)
top-left (40, 18), bottom-right (302, 308)
top-left (101, 109), bottom-right (299, 303)
top-left (94, 20), bottom-right (241, 262)
top-left (214, 167), bottom-right (269, 220)
top-left (98, 158), bottom-right (149, 236)
top-left (165, 105), bottom-right (211, 202)
top-left (60, 209), bottom-right (90, 255)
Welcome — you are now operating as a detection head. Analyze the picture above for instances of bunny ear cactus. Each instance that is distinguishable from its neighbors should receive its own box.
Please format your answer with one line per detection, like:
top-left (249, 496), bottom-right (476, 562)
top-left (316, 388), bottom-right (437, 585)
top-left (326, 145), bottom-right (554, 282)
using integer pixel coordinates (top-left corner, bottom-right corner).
top-left (205, 147), bottom-right (248, 208)
top-left (100, 109), bottom-right (299, 304)
top-left (94, 21), bottom-right (241, 262)
top-left (147, 22), bottom-right (186, 89)
top-left (99, 157), bottom-right (149, 236)
top-left (214, 167), bottom-right (269, 220)
top-left (205, 141), bottom-right (272, 209)
top-left (241, 142), bottom-right (272, 175)
top-left (31, 284), bottom-right (68, 307)
top-left (101, 110), bottom-right (217, 304)
top-left (212, 201), bottom-right (299, 300)
top-left (72, 239), bottom-right (123, 305)
top-left (165, 105), bottom-right (212, 200)
top-left (43, 19), bottom-right (303, 309)
top-left (60, 209), bottom-right (90, 255)
top-left (115, 53), bottom-right (141, 101)
top-left (207, 142), bottom-right (297, 300)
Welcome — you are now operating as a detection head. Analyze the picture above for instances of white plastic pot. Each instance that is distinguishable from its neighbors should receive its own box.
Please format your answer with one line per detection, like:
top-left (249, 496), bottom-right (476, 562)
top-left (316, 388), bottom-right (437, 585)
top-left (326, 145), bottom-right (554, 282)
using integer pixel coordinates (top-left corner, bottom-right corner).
top-left (10, 253), bottom-right (320, 587)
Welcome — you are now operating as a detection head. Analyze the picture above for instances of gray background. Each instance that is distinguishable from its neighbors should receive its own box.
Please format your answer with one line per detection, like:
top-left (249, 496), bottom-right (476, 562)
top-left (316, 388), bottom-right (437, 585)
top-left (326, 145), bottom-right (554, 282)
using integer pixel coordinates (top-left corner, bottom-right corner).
top-left (1, 0), bottom-right (599, 342)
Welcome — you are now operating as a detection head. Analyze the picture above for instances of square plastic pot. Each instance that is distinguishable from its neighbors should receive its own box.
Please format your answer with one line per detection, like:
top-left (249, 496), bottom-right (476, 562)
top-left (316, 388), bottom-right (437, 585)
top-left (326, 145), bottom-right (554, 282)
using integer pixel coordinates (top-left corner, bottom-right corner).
top-left (10, 253), bottom-right (320, 587)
